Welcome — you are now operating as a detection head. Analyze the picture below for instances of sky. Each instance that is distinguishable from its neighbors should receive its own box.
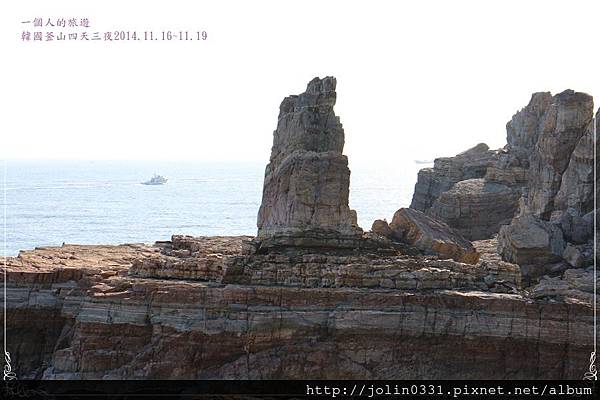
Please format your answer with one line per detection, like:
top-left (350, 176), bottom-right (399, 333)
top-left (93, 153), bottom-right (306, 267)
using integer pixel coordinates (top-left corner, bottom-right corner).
top-left (2, 0), bottom-right (599, 162)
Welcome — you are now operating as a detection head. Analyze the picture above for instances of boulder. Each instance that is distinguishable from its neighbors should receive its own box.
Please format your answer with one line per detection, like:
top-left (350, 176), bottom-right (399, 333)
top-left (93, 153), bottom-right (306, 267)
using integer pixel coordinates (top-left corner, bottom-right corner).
top-left (389, 208), bottom-right (479, 264)
top-left (256, 77), bottom-right (362, 249)
top-left (497, 214), bottom-right (565, 266)
top-left (371, 219), bottom-right (393, 238)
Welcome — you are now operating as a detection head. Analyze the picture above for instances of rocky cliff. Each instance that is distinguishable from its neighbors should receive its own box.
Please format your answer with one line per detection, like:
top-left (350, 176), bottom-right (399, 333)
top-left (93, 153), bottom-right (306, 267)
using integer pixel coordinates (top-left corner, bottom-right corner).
top-left (2, 235), bottom-right (593, 379)
top-left (2, 79), bottom-right (595, 380)
top-left (498, 93), bottom-right (596, 283)
top-left (411, 90), bottom-right (597, 284)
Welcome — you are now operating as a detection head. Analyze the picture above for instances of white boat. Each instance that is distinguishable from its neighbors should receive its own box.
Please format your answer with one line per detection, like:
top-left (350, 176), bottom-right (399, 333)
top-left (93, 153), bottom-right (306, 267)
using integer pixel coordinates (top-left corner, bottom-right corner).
top-left (414, 159), bottom-right (434, 164)
top-left (142, 174), bottom-right (168, 185)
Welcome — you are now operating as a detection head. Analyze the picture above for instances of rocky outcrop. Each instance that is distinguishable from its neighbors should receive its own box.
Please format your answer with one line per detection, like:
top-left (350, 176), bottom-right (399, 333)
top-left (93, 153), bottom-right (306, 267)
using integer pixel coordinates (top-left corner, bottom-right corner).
top-left (410, 143), bottom-right (523, 241)
top-left (427, 178), bottom-right (521, 240)
top-left (497, 214), bottom-right (565, 266)
top-left (411, 91), bottom-right (595, 244)
top-left (498, 94), bottom-right (596, 273)
top-left (256, 77), bottom-right (362, 250)
top-left (372, 208), bottom-right (479, 264)
top-left (2, 80), bottom-right (596, 381)
top-left (410, 143), bottom-right (499, 213)
top-left (552, 109), bottom-right (598, 243)
top-left (505, 92), bottom-right (553, 160)
top-left (410, 89), bottom-right (596, 284)
top-left (2, 237), bottom-right (592, 380)
top-left (524, 90), bottom-right (594, 219)
top-left (129, 235), bottom-right (253, 281)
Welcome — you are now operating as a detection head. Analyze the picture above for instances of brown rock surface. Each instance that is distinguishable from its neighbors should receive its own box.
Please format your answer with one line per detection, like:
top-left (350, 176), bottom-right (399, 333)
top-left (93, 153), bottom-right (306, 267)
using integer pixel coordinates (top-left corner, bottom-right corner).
top-left (2, 238), bottom-right (591, 379)
top-left (388, 208), bottom-right (479, 264)
top-left (130, 235), bottom-right (253, 281)
top-left (256, 77), bottom-right (362, 249)
top-left (371, 219), bottom-right (393, 237)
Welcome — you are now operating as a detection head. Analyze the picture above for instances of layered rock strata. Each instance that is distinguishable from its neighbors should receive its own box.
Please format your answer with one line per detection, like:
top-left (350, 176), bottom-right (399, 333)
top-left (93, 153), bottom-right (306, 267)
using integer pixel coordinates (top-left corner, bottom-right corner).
top-left (411, 143), bottom-right (524, 241)
top-left (498, 94), bottom-right (596, 271)
top-left (411, 89), bottom-right (597, 283)
top-left (3, 81), bottom-right (596, 381)
top-left (3, 236), bottom-right (593, 380)
top-left (256, 77), bottom-right (362, 250)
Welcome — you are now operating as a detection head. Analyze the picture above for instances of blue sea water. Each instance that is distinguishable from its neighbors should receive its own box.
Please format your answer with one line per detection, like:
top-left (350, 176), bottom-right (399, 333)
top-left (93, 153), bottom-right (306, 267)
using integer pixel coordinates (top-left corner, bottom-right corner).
top-left (1, 160), bottom-right (424, 256)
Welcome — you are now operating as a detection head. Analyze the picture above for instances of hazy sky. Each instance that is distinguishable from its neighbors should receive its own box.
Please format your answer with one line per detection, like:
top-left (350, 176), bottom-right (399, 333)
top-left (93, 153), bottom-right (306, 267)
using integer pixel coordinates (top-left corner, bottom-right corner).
top-left (3, 0), bottom-right (599, 162)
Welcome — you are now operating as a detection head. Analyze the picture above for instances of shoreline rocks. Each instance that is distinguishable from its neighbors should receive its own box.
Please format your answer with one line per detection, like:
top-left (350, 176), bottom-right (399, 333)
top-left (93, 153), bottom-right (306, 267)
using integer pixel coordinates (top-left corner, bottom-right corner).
top-left (4, 235), bottom-right (593, 380)
top-left (411, 89), bottom-right (597, 285)
top-left (2, 79), bottom-right (596, 380)
top-left (497, 93), bottom-right (596, 279)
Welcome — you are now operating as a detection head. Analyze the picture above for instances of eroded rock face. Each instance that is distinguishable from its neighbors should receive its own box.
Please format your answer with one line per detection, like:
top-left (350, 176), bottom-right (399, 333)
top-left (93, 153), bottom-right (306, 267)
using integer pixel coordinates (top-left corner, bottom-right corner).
top-left (531, 266), bottom-right (596, 303)
top-left (410, 144), bottom-right (524, 241)
top-left (410, 90), bottom-right (596, 283)
top-left (410, 143), bottom-right (499, 212)
top-left (552, 108), bottom-right (598, 243)
top-left (371, 219), bottom-right (393, 237)
top-left (256, 77), bottom-right (362, 249)
top-left (411, 91), bottom-right (595, 239)
top-left (3, 237), bottom-right (592, 380)
top-left (525, 90), bottom-right (594, 219)
top-left (427, 178), bottom-right (520, 240)
top-left (497, 94), bottom-right (596, 272)
top-left (506, 92), bottom-right (553, 161)
top-left (388, 208), bottom-right (479, 264)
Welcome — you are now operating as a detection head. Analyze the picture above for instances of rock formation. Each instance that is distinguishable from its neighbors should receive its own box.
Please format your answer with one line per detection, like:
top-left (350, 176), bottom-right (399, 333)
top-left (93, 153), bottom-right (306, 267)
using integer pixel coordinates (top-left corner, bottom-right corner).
top-left (256, 77), bottom-right (362, 250)
top-left (2, 235), bottom-right (593, 379)
top-left (1, 80), bottom-right (596, 381)
top-left (498, 93), bottom-right (596, 274)
top-left (411, 89), bottom-right (597, 284)
top-left (410, 143), bottom-right (524, 241)
top-left (427, 178), bottom-right (520, 240)
top-left (497, 214), bottom-right (566, 266)
top-left (372, 208), bottom-right (479, 264)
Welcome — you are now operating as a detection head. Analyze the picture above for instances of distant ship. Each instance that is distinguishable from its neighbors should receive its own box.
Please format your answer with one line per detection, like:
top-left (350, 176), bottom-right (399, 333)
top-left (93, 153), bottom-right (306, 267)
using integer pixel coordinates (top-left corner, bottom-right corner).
top-left (142, 174), bottom-right (168, 185)
top-left (414, 159), bottom-right (434, 164)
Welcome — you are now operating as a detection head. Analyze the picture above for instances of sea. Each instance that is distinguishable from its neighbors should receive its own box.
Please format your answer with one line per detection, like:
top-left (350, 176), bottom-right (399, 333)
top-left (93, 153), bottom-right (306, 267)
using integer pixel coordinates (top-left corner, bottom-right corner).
top-left (1, 160), bottom-right (426, 256)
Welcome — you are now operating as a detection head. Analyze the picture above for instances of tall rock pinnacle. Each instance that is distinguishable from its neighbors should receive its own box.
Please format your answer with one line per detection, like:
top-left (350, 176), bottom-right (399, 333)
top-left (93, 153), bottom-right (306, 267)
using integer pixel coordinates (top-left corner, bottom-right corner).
top-left (256, 77), bottom-right (363, 249)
